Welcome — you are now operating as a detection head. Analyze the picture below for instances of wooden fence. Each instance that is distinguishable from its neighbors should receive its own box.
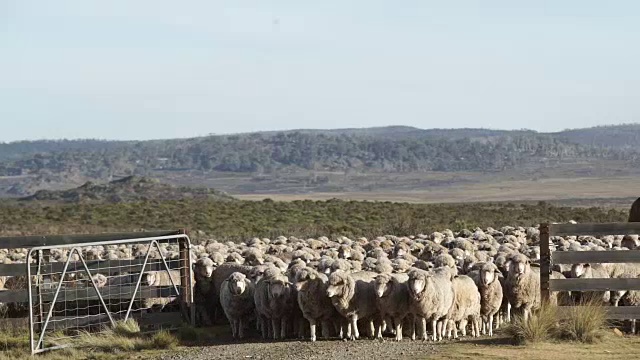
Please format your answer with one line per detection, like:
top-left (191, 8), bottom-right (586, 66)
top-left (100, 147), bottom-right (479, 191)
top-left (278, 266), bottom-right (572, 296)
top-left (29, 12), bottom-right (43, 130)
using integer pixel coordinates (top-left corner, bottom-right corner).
top-left (540, 222), bottom-right (640, 319)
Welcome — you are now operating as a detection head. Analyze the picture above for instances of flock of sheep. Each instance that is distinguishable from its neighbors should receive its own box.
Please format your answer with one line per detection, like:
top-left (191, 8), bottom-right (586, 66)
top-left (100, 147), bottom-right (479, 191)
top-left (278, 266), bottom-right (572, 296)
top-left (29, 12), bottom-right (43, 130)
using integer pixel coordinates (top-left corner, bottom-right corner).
top-left (189, 223), bottom-right (640, 342)
top-left (1, 220), bottom-right (640, 342)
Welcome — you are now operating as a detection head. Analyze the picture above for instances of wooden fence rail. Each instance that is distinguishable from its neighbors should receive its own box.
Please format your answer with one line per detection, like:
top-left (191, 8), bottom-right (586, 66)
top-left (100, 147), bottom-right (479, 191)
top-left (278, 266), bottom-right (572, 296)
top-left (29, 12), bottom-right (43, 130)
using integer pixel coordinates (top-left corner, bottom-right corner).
top-left (540, 222), bottom-right (640, 319)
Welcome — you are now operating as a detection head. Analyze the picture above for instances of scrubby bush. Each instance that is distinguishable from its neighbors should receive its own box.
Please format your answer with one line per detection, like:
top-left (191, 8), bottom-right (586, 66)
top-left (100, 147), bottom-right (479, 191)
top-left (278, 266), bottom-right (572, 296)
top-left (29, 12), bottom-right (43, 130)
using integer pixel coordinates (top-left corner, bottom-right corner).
top-left (0, 199), bottom-right (627, 242)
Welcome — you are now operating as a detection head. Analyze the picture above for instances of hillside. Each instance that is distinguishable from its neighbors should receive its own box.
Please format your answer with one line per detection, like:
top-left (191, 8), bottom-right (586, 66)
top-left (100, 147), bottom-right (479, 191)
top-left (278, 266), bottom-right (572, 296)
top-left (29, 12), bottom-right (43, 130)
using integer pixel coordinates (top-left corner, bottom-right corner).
top-left (2, 128), bottom-right (638, 176)
top-left (18, 176), bottom-right (235, 203)
top-left (1, 124), bottom-right (639, 200)
top-left (554, 124), bottom-right (640, 149)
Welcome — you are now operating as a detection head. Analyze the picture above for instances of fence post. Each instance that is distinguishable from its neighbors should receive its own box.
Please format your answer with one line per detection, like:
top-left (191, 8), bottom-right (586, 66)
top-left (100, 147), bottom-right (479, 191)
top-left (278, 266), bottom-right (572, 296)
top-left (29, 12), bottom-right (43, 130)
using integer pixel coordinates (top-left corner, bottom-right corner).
top-left (539, 223), bottom-right (551, 304)
top-left (178, 229), bottom-right (194, 326)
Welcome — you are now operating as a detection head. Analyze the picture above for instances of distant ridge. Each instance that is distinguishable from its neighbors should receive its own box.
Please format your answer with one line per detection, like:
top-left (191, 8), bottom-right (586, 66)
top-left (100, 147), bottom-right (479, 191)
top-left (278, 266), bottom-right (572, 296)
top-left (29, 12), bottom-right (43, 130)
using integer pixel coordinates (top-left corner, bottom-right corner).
top-left (1, 123), bottom-right (640, 199)
top-left (19, 176), bottom-right (235, 203)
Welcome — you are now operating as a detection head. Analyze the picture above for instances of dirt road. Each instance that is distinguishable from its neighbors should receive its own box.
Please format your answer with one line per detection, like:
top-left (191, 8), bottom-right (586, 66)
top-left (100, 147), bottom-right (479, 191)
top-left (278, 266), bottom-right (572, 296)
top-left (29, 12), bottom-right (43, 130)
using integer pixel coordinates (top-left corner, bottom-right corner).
top-left (157, 338), bottom-right (440, 360)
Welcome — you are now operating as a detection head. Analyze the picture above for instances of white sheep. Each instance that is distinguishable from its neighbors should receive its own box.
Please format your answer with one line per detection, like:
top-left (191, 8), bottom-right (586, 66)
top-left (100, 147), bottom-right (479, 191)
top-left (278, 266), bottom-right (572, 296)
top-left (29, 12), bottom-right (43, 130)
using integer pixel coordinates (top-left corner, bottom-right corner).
top-left (407, 267), bottom-right (455, 341)
top-left (446, 274), bottom-right (481, 339)
top-left (254, 267), bottom-right (296, 340)
top-left (326, 270), bottom-right (379, 341)
top-left (373, 272), bottom-right (412, 341)
top-left (219, 272), bottom-right (255, 339)
top-left (295, 267), bottom-right (344, 341)
top-left (504, 253), bottom-right (539, 324)
top-left (474, 262), bottom-right (503, 336)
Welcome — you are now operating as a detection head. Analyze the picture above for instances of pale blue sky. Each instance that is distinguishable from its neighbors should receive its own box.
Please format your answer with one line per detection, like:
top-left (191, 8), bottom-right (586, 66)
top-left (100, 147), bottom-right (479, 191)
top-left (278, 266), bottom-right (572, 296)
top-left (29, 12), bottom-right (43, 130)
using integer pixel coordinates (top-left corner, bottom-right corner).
top-left (1, 1), bottom-right (639, 142)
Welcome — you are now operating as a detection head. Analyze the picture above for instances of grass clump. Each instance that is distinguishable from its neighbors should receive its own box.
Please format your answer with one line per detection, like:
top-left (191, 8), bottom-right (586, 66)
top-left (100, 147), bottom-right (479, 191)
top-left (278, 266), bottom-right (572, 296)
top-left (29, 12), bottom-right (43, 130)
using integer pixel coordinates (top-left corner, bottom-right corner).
top-left (557, 299), bottom-right (607, 343)
top-left (73, 320), bottom-right (179, 353)
top-left (149, 330), bottom-right (178, 350)
top-left (0, 331), bottom-right (29, 351)
top-left (111, 318), bottom-right (141, 337)
top-left (506, 300), bottom-right (608, 345)
top-left (505, 305), bottom-right (558, 344)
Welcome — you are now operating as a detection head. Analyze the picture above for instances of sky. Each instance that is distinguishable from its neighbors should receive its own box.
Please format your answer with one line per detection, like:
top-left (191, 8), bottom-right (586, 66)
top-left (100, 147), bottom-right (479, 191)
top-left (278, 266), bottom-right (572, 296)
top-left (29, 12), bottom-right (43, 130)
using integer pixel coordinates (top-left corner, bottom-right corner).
top-left (1, 1), bottom-right (640, 142)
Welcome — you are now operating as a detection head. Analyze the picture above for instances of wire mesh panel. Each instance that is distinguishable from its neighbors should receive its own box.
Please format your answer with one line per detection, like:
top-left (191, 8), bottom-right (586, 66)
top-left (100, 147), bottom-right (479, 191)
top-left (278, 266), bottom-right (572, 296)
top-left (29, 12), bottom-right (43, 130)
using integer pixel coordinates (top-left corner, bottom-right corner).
top-left (26, 234), bottom-right (192, 354)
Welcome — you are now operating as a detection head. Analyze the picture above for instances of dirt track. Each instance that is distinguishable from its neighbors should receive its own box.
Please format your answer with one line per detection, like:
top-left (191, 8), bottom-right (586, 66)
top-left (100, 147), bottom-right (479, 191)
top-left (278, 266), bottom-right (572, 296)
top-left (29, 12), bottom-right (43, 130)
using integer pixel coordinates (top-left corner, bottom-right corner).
top-left (156, 338), bottom-right (441, 360)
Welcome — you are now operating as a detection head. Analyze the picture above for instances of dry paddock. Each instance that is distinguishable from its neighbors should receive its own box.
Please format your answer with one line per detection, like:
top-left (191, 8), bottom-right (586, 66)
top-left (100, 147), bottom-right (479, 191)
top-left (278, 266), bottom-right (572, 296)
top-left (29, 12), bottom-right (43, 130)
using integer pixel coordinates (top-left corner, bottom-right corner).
top-left (153, 327), bottom-right (640, 360)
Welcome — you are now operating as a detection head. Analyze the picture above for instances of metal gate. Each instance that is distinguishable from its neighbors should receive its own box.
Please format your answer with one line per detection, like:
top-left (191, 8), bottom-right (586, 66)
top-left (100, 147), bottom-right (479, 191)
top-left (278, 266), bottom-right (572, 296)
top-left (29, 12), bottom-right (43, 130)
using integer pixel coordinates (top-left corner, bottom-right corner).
top-left (26, 232), bottom-right (193, 354)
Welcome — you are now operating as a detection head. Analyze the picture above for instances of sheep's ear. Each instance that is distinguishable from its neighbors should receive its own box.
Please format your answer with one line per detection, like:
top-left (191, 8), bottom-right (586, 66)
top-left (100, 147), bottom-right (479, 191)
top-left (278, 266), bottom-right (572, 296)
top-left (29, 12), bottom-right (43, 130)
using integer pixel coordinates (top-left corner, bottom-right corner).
top-left (584, 263), bottom-right (591, 268)
top-left (487, 256), bottom-right (494, 264)
top-left (191, 263), bottom-right (197, 272)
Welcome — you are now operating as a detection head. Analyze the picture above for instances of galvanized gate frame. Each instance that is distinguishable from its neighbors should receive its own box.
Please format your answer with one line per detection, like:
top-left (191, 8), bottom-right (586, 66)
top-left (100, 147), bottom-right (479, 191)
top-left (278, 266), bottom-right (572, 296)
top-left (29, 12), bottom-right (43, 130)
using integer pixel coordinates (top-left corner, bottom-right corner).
top-left (26, 233), bottom-right (193, 354)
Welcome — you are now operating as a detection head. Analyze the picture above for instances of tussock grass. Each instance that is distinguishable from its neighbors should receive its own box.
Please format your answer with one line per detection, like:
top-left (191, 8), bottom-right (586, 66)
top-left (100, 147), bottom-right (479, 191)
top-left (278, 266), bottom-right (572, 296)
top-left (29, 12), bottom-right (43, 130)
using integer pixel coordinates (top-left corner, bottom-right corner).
top-left (557, 299), bottom-right (607, 343)
top-left (506, 300), bottom-right (608, 345)
top-left (505, 305), bottom-right (558, 345)
top-left (0, 331), bottom-right (29, 352)
top-left (73, 321), bottom-right (178, 353)
top-left (111, 318), bottom-right (141, 337)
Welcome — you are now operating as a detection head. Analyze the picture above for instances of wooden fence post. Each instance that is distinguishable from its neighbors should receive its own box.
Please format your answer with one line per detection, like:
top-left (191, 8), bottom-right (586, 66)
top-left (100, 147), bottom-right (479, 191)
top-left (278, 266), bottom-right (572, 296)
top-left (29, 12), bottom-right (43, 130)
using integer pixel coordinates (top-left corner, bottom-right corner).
top-left (178, 228), bottom-right (194, 326)
top-left (539, 223), bottom-right (551, 304)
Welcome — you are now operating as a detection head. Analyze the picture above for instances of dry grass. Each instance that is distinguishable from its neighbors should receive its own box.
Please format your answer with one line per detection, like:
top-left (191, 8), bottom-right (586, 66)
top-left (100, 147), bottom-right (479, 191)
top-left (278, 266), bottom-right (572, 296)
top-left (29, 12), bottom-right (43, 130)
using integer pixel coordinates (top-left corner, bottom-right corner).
top-left (72, 320), bottom-right (178, 353)
top-left (505, 301), bottom-right (607, 346)
top-left (557, 300), bottom-right (607, 343)
top-left (504, 305), bottom-right (559, 345)
top-left (234, 175), bottom-right (640, 205)
top-left (436, 333), bottom-right (640, 360)
top-left (0, 319), bottom-right (178, 359)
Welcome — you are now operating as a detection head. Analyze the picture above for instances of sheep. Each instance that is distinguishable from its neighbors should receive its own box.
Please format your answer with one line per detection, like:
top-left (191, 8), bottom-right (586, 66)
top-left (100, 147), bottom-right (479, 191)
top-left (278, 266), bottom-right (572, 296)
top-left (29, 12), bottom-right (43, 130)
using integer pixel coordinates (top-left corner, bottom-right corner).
top-left (446, 275), bottom-right (481, 339)
top-left (433, 253), bottom-right (458, 276)
top-left (570, 263), bottom-right (611, 304)
top-left (505, 253), bottom-right (539, 324)
top-left (407, 268), bottom-right (455, 341)
top-left (254, 267), bottom-right (296, 340)
top-left (295, 267), bottom-right (344, 341)
top-left (142, 270), bottom-right (181, 287)
top-left (326, 270), bottom-right (379, 341)
top-left (474, 262), bottom-right (503, 336)
top-left (330, 259), bottom-right (353, 273)
top-left (219, 272), bottom-right (255, 339)
top-left (373, 272), bottom-right (412, 341)
top-left (611, 273), bottom-right (640, 333)
top-left (192, 257), bottom-right (216, 326)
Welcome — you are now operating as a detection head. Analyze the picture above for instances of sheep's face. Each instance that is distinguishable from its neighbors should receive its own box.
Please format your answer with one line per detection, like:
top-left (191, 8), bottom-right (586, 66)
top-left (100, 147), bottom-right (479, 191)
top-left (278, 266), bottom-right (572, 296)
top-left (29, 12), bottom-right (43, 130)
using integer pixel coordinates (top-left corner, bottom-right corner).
top-left (374, 276), bottom-right (391, 298)
top-left (226, 253), bottom-right (244, 264)
top-left (194, 258), bottom-right (215, 278)
top-left (245, 253), bottom-right (264, 266)
top-left (508, 256), bottom-right (529, 276)
top-left (249, 265), bottom-right (269, 283)
top-left (395, 248), bottom-right (406, 258)
top-left (611, 289), bottom-right (627, 306)
top-left (326, 273), bottom-right (347, 298)
top-left (142, 272), bottom-right (156, 286)
top-left (480, 265), bottom-right (497, 286)
top-left (228, 273), bottom-right (247, 295)
top-left (571, 263), bottom-right (589, 278)
top-left (267, 279), bottom-right (289, 298)
top-left (338, 247), bottom-right (352, 259)
top-left (93, 274), bottom-right (108, 288)
top-left (408, 273), bottom-right (427, 298)
top-left (319, 261), bottom-right (333, 274)
top-left (294, 268), bottom-right (316, 291)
